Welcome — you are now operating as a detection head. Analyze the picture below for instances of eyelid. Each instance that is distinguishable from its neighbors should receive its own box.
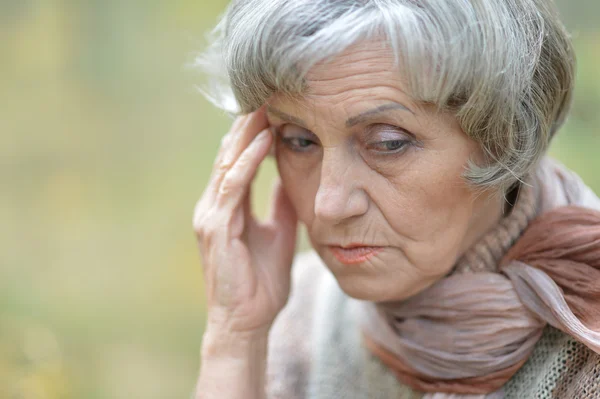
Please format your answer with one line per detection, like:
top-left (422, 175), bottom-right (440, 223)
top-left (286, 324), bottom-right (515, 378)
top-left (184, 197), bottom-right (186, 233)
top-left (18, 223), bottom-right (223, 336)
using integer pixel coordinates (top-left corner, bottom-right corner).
top-left (365, 124), bottom-right (411, 142)
top-left (368, 141), bottom-right (408, 154)
top-left (278, 124), bottom-right (317, 140)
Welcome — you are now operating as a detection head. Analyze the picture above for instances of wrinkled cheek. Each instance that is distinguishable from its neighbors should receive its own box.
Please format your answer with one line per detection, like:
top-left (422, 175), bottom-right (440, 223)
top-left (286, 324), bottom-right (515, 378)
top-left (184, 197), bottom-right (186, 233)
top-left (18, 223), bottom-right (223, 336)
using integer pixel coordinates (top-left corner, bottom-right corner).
top-left (275, 155), bottom-right (316, 225)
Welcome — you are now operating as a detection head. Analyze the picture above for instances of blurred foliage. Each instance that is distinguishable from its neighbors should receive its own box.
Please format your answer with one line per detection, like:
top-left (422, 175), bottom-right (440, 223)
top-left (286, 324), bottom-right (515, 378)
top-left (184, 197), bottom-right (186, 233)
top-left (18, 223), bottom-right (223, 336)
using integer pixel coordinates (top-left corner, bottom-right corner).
top-left (1, 1), bottom-right (598, 398)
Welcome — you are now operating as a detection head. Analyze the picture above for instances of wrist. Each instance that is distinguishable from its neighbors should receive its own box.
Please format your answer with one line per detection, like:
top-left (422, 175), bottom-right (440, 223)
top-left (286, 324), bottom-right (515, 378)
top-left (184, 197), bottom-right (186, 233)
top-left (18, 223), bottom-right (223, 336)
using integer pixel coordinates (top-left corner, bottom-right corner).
top-left (201, 323), bottom-right (270, 361)
top-left (197, 325), bottom-right (269, 399)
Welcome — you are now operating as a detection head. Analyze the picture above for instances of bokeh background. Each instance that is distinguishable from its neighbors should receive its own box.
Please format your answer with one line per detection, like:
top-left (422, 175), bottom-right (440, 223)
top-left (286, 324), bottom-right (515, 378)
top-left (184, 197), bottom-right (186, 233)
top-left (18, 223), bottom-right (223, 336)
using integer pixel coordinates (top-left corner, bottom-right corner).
top-left (1, 1), bottom-right (599, 398)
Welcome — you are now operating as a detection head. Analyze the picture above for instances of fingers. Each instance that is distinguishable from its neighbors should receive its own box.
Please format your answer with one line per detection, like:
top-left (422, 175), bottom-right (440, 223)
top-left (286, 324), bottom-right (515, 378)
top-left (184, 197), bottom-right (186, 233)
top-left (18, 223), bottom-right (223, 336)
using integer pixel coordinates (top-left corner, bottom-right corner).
top-left (242, 183), bottom-right (254, 228)
top-left (208, 107), bottom-right (269, 197)
top-left (210, 114), bottom-right (250, 175)
top-left (231, 184), bottom-right (254, 240)
top-left (268, 179), bottom-right (298, 270)
top-left (216, 129), bottom-right (273, 213)
top-left (194, 107), bottom-right (269, 241)
top-left (268, 179), bottom-right (297, 230)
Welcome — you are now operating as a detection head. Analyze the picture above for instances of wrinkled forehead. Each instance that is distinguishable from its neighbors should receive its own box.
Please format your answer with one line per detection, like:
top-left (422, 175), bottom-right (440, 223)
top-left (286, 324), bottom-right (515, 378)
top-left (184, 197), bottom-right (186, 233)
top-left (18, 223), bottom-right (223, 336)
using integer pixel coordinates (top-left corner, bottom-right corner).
top-left (304, 40), bottom-right (407, 93)
top-left (266, 48), bottom-right (423, 133)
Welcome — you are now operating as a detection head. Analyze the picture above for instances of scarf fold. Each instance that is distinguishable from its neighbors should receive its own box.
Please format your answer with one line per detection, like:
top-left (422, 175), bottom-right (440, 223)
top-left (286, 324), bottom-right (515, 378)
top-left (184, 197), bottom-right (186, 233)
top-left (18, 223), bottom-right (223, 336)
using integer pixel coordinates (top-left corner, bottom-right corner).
top-left (359, 161), bottom-right (600, 398)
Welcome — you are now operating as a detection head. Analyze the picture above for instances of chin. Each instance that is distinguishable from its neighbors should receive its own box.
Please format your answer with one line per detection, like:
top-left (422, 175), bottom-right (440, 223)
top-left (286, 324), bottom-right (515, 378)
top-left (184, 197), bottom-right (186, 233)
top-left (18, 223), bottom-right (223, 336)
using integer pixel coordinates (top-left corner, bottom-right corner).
top-left (324, 266), bottom-right (398, 302)
top-left (329, 264), bottom-right (437, 303)
top-left (335, 275), bottom-right (410, 302)
top-left (337, 281), bottom-right (384, 301)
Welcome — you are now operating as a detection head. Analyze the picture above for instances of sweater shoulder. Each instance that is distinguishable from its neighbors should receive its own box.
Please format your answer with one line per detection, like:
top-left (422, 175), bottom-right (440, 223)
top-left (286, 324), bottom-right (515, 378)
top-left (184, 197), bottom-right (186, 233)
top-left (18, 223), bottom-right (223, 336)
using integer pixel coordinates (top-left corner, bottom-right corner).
top-left (503, 326), bottom-right (600, 398)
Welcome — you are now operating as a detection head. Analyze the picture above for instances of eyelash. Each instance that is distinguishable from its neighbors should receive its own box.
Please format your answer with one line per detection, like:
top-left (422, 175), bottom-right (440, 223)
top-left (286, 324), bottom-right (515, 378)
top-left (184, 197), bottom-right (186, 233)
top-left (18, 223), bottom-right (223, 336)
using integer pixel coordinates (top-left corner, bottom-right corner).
top-left (277, 126), bottom-right (411, 156)
top-left (281, 136), bottom-right (317, 152)
top-left (366, 139), bottom-right (409, 154)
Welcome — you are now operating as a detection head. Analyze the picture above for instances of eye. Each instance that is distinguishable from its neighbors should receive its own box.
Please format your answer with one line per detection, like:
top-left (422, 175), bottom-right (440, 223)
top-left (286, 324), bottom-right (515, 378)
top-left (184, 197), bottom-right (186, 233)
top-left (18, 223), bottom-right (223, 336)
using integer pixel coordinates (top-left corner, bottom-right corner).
top-left (368, 140), bottom-right (408, 152)
top-left (284, 137), bottom-right (316, 150)
top-left (365, 124), bottom-right (412, 155)
top-left (277, 125), bottom-right (318, 153)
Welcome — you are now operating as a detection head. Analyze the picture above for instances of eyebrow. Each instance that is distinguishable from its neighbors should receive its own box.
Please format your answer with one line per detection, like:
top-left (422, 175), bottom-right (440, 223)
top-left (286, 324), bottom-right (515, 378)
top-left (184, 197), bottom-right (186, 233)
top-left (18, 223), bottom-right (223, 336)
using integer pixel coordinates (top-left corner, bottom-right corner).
top-left (266, 102), bottom-right (413, 129)
top-left (345, 103), bottom-right (414, 127)
top-left (266, 106), bottom-right (309, 128)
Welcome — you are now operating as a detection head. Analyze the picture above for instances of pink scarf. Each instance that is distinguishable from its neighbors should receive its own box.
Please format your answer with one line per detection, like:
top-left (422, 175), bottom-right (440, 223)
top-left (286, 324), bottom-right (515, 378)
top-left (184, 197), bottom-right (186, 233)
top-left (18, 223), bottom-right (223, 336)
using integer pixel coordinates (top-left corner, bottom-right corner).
top-left (359, 159), bottom-right (600, 397)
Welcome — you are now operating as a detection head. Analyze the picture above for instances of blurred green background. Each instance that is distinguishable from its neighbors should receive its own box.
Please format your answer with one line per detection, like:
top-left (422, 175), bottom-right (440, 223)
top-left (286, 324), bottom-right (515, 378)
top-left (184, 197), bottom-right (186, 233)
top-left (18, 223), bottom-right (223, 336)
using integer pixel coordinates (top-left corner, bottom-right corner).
top-left (1, 1), bottom-right (598, 398)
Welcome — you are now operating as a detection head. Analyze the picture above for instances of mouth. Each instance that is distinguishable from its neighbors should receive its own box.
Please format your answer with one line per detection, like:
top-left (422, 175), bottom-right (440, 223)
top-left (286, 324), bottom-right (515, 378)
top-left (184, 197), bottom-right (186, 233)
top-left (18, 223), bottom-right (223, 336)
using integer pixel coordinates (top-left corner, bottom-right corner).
top-left (327, 244), bottom-right (384, 265)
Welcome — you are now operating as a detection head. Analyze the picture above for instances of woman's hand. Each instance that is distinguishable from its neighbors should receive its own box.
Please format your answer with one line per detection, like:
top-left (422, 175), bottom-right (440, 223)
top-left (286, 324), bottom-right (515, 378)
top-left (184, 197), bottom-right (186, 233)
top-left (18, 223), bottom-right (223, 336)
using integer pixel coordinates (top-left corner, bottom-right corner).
top-left (193, 107), bottom-right (298, 341)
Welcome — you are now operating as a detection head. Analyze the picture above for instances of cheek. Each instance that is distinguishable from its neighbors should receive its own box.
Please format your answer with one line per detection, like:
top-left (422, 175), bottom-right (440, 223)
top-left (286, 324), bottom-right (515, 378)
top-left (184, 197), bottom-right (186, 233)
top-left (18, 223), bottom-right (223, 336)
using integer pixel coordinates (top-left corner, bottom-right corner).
top-left (275, 153), bottom-right (319, 224)
top-left (415, 163), bottom-right (471, 211)
top-left (379, 147), bottom-right (477, 246)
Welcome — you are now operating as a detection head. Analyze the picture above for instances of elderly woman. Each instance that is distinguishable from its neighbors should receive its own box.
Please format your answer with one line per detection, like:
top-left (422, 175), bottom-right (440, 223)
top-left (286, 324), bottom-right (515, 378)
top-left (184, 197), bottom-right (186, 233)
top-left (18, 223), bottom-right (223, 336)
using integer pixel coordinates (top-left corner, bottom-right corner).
top-left (192, 0), bottom-right (600, 398)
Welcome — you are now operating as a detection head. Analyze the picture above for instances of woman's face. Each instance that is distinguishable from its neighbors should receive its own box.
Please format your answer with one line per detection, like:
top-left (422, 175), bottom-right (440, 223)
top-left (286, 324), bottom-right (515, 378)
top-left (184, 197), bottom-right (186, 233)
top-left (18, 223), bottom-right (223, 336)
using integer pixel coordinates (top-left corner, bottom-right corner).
top-left (266, 42), bottom-right (504, 302)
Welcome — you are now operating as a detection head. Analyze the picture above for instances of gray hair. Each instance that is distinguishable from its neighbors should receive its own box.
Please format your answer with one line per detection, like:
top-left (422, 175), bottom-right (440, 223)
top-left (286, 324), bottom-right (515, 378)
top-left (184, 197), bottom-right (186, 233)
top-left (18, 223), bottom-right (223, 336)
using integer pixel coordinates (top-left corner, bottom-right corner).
top-left (196, 0), bottom-right (575, 190)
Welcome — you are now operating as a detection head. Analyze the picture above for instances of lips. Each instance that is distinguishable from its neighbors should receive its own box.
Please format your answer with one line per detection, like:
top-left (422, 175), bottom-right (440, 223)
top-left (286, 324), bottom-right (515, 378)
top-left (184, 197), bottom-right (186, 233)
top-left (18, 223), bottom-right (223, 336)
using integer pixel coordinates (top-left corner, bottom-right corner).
top-left (328, 245), bottom-right (383, 265)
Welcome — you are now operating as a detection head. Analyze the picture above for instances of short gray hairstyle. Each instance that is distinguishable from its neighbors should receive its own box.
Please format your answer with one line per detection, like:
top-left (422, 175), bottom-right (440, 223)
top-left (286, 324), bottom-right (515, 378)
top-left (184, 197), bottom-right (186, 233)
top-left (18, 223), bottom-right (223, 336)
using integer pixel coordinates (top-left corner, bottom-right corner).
top-left (197, 0), bottom-right (575, 190)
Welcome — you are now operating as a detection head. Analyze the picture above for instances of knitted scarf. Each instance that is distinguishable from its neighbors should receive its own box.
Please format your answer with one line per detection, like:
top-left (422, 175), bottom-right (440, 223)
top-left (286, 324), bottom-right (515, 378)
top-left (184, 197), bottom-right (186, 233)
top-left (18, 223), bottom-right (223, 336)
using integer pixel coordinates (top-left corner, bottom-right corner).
top-left (359, 159), bottom-right (600, 398)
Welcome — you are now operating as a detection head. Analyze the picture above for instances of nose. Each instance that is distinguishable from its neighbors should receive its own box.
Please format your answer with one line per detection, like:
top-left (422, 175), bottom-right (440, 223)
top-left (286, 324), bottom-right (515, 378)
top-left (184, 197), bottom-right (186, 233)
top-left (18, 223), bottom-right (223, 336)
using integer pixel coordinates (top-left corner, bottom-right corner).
top-left (314, 151), bottom-right (369, 224)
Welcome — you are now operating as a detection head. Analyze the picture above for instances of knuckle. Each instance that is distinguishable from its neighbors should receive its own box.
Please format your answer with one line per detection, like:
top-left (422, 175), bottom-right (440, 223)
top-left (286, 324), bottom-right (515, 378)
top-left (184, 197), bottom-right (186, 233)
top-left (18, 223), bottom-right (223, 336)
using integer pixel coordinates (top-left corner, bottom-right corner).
top-left (194, 213), bottom-right (221, 242)
top-left (193, 212), bottom-right (208, 236)
top-left (193, 196), bottom-right (208, 222)
top-left (230, 151), bottom-right (253, 174)
top-left (202, 227), bottom-right (216, 243)
top-left (202, 219), bottom-right (225, 245)
top-left (193, 219), bottom-right (204, 235)
top-left (193, 203), bottom-right (217, 236)
top-left (219, 171), bottom-right (243, 196)
top-left (216, 159), bottom-right (233, 175)
top-left (212, 154), bottom-right (223, 170)
top-left (220, 132), bottom-right (233, 148)
top-left (213, 135), bottom-right (236, 170)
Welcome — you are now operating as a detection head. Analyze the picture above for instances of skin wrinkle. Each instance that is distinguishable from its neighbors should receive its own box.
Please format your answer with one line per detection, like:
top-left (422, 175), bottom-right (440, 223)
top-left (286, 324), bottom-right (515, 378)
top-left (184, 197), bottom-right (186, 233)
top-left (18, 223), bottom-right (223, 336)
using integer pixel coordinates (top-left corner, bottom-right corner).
top-left (346, 103), bottom-right (414, 128)
top-left (265, 106), bottom-right (308, 128)
top-left (269, 102), bottom-right (413, 130)
top-left (269, 41), bottom-right (505, 302)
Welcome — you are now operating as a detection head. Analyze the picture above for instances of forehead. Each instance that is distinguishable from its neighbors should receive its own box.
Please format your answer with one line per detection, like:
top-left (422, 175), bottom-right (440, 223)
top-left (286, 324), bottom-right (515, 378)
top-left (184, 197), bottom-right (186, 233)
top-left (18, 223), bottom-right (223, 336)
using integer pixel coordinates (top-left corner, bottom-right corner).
top-left (304, 40), bottom-right (405, 97)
